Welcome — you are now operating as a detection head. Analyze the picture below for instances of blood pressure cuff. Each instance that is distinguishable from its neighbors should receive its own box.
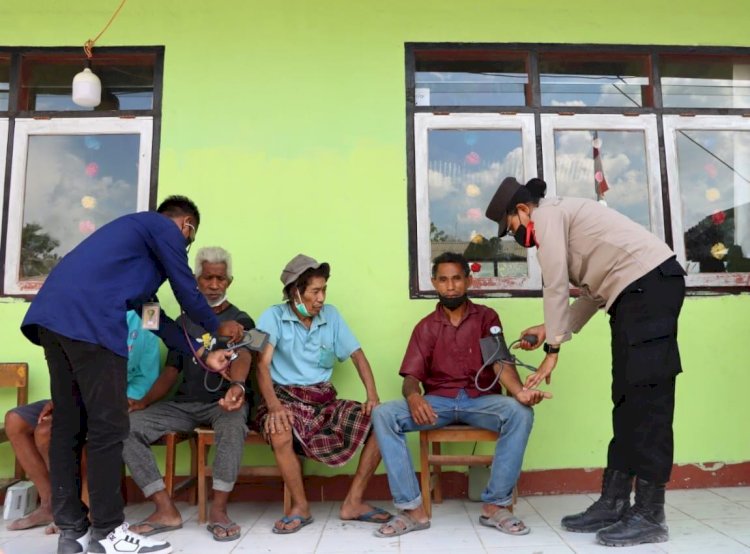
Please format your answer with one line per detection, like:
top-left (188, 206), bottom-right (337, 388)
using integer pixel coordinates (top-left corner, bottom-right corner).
top-left (624, 317), bottom-right (681, 385)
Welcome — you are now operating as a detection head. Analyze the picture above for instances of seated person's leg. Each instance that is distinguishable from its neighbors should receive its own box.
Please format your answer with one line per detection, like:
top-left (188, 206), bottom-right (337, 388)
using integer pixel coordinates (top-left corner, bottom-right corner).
top-left (459, 394), bottom-right (533, 535)
top-left (370, 396), bottom-right (453, 537)
top-left (259, 410), bottom-right (312, 534)
top-left (338, 432), bottom-right (391, 523)
top-left (203, 403), bottom-right (249, 541)
top-left (5, 400), bottom-right (54, 530)
top-left (123, 402), bottom-right (197, 535)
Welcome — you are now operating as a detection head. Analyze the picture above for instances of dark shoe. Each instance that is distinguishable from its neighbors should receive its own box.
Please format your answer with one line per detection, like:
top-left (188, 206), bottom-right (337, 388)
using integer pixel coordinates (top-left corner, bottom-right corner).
top-left (57, 527), bottom-right (91, 554)
top-left (561, 468), bottom-right (632, 532)
top-left (596, 478), bottom-right (669, 546)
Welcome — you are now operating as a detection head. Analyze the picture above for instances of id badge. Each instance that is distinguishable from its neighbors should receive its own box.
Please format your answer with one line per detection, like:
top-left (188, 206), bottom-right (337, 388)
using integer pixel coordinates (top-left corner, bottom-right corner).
top-left (141, 302), bottom-right (160, 330)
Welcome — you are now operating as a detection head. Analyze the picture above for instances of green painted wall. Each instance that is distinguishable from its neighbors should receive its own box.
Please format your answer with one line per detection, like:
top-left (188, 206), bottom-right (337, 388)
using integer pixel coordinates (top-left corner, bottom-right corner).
top-left (1, 0), bottom-right (749, 477)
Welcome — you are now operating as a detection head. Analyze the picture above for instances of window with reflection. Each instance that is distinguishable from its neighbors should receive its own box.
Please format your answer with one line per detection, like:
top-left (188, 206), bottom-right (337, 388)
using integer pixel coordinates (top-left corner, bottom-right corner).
top-left (539, 54), bottom-right (649, 108)
top-left (550, 130), bottom-right (652, 229)
top-left (673, 129), bottom-right (750, 274)
top-left (407, 43), bottom-right (750, 295)
top-left (0, 57), bottom-right (9, 111)
top-left (415, 50), bottom-right (528, 107)
top-left (661, 55), bottom-right (750, 109)
top-left (427, 129), bottom-right (528, 279)
top-left (19, 54), bottom-right (155, 111)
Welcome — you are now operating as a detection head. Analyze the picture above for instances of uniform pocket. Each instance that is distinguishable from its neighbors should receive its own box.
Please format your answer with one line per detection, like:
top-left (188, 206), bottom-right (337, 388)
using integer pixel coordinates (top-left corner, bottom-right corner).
top-left (624, 317), bottom-right (681, 385)
top-left (318, 344), bottom-right (335, 369)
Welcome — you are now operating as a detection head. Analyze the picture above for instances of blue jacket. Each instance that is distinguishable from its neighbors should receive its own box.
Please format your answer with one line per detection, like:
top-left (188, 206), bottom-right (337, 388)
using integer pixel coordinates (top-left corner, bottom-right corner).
top-left (21, 211), bottom-right (219, 357)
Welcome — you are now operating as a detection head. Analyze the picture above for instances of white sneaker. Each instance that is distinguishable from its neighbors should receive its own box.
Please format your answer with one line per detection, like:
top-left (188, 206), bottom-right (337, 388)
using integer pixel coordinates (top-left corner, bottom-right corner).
top-left (87, 523), bottom-right (172, 554)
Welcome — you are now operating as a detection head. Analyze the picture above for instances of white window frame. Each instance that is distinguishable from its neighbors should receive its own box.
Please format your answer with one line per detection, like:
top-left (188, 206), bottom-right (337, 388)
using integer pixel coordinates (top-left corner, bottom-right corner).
top-left (0, 118), bottom-right (8, 252)
top-left (414, 112), bottom-right (539, 292)
top-left (4, 117), bottom-right (153, 295)
top-left (540, 113), bottom-right (666, 240)
top-left (663, 114), bottom-right (750, 287)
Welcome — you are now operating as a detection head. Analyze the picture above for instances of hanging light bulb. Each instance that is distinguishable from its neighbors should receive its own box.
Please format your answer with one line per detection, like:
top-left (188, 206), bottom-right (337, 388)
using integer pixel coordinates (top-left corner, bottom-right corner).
top-left (72, 63), bottom-right (101, 107)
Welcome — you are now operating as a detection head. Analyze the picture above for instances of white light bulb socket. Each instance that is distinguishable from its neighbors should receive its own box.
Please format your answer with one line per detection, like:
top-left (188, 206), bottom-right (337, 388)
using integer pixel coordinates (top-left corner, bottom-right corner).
top-left (72, 67), bottom-right (102, 107)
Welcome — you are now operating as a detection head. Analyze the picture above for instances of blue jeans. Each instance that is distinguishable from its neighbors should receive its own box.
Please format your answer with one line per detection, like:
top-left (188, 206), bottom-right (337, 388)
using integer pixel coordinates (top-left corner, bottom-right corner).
top-left (372, 390), bottom-right (534, 511)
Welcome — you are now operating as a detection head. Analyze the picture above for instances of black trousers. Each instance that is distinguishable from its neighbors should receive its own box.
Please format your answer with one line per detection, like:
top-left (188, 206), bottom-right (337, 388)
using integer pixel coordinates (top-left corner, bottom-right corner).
top-left (607, 259), bottom-right (685, 484)
top-left (39, 327), bottom-right (129, 534)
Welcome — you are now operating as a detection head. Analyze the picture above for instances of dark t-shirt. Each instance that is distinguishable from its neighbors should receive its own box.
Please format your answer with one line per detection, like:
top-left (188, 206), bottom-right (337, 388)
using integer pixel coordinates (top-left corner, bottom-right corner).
top-left (399, 300), bottom-right (503, 398)
top-left (167, 303), bottom-right (255, 404)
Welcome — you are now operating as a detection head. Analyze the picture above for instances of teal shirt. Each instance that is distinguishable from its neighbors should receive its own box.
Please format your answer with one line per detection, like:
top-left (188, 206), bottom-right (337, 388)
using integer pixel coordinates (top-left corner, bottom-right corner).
top-left (258, 303), bottom-right (360, 386)
top-left (126, 310), bottom-right (160, 400)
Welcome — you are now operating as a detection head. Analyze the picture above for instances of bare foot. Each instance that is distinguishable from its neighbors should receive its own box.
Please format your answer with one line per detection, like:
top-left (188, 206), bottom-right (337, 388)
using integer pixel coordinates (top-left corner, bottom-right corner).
top-left (339, 502), bottom-right (392, 523)
top-left (207, 508), bottom-right (241, 540)
top-left (45, 522), bottom-right (59, 534)
top-left (7, 506), bottom-right (54, 531)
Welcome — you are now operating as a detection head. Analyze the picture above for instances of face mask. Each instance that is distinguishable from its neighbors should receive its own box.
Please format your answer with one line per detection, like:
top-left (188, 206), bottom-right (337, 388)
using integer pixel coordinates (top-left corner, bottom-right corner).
top-left (514, 220), bottom-right (537, 248)
top-left (438, 293), bottom-right (468, 311)
top-left (295, 291), bottom-right (312, 318)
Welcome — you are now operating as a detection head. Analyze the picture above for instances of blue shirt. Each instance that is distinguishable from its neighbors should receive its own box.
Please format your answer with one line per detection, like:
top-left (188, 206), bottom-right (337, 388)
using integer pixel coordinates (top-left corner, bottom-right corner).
top-left (125, 311), bottom-right (161, 400)
top-left (21, 211), bottom-right (219, 357)
top-left (258, 303), bottom-right (360, 386)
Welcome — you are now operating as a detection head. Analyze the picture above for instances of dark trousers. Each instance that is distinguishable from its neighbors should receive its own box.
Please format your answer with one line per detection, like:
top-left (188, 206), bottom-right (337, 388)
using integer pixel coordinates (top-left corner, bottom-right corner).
top-left (39, 327), bottom-right (129, 534)
top-left (607, 259), bottom-right (685, 484)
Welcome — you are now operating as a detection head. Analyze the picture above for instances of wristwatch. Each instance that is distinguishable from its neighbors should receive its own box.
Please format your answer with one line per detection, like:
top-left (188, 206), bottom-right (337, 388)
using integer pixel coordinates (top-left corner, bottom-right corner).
top-left (543, 343), bottom-right (560, 354)
top-left (199, 347), bottom-right (211, 364)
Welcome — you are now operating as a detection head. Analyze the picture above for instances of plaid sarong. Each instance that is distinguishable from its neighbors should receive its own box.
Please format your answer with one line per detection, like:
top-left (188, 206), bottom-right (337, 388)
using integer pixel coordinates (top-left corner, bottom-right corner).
top-left (256, 382), bottom-right (371, 467)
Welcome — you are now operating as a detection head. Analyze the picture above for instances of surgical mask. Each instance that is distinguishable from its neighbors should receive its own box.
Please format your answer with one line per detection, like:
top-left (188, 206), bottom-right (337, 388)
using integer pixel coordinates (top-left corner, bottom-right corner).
top-left (438, 293), bottom-right (468, 311)
top-left (295, 291), bottom-right (312, 318)
top-left (514, 220), bottom-right (537, 249)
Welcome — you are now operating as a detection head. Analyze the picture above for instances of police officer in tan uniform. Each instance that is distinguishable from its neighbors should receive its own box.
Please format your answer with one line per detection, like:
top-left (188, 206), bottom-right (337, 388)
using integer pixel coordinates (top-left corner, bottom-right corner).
top-left (486, 177), bottom-right (686, 547)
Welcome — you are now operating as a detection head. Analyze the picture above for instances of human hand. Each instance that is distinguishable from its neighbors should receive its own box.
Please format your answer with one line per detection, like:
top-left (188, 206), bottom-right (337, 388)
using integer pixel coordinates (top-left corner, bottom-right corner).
top-left (217, 320), bottom-right (245, 343)
top-left (264, 404), bottom-right (294, 434)
top-left (362, 395), bottom-right (380, 417)
top-left (515, 324), bottom-right (546, 350)
top-left (218, 384), bottom-right (245, 412)
top-left (205, 349), bottom-right (233, 372)
top-left (128, 398), bottom-right (147, 413)
top-left (524, 353), bottom-right (557, 389)
top-left (406, 394), bottom-right (437, 426)
top-left (37, 401), bottom-right (54, 424)
top-left (514, 388), bottom-right (553, 406)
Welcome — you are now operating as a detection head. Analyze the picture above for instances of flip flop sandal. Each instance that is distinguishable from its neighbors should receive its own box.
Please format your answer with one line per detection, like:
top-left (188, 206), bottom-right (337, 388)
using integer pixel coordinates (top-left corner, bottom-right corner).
top-left (206, 521), bottom-right (241, 542)
top-left (479, 508), bottom-right (530, 535)
top-left (373, 512), bottom-right (431, 538)
top-left (272, 515), bottom-right (314, 534)
top-left (131, 520), bottom-right (183, 537)
top-left (350, 507), bottom-right (393, 523)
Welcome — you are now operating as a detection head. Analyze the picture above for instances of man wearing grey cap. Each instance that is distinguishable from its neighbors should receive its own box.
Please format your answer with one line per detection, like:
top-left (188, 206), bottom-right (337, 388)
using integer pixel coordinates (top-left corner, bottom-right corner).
top-left (255, 254), bottom-right (391, 534)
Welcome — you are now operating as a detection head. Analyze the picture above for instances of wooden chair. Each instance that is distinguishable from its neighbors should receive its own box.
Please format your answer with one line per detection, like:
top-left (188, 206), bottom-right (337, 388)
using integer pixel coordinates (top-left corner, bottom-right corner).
top-left (151, 431), bottom-right (197, 502)
top-left (0, 363), bottom-right (29, 483)
top-left (420, 424), bottom-right (515, 517)
top-left (195, 427), bottom-right (291, 523)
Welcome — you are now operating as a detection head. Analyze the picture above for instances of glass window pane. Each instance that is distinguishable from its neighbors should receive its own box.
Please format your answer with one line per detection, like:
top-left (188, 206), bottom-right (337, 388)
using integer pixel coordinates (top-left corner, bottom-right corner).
top-left (0, 57), bottom-right (9, 111)
top-left (19, 134), bottom-right (140, 283)
top-left (539, 55), bottom-right (649, 107)
top-left (20, 55), bottom-right (155, 111)
top-left (551, 129), bottom-right (652, 230)
top-left (674, 130), bottom-right (750, 274)
top-left (428, 129), bottom-right (528, 278)
top-left (415, 51), bottom-right (527, 106)
top-left (661, 56), bottom-right (750, 109)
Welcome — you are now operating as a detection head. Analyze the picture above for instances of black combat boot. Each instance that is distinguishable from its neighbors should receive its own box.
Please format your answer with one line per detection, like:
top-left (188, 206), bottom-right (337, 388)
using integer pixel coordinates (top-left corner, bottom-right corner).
top-left (596, 478), bottom-right (668, 546)
top-left (561, 468), bottom-right (632, 532)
